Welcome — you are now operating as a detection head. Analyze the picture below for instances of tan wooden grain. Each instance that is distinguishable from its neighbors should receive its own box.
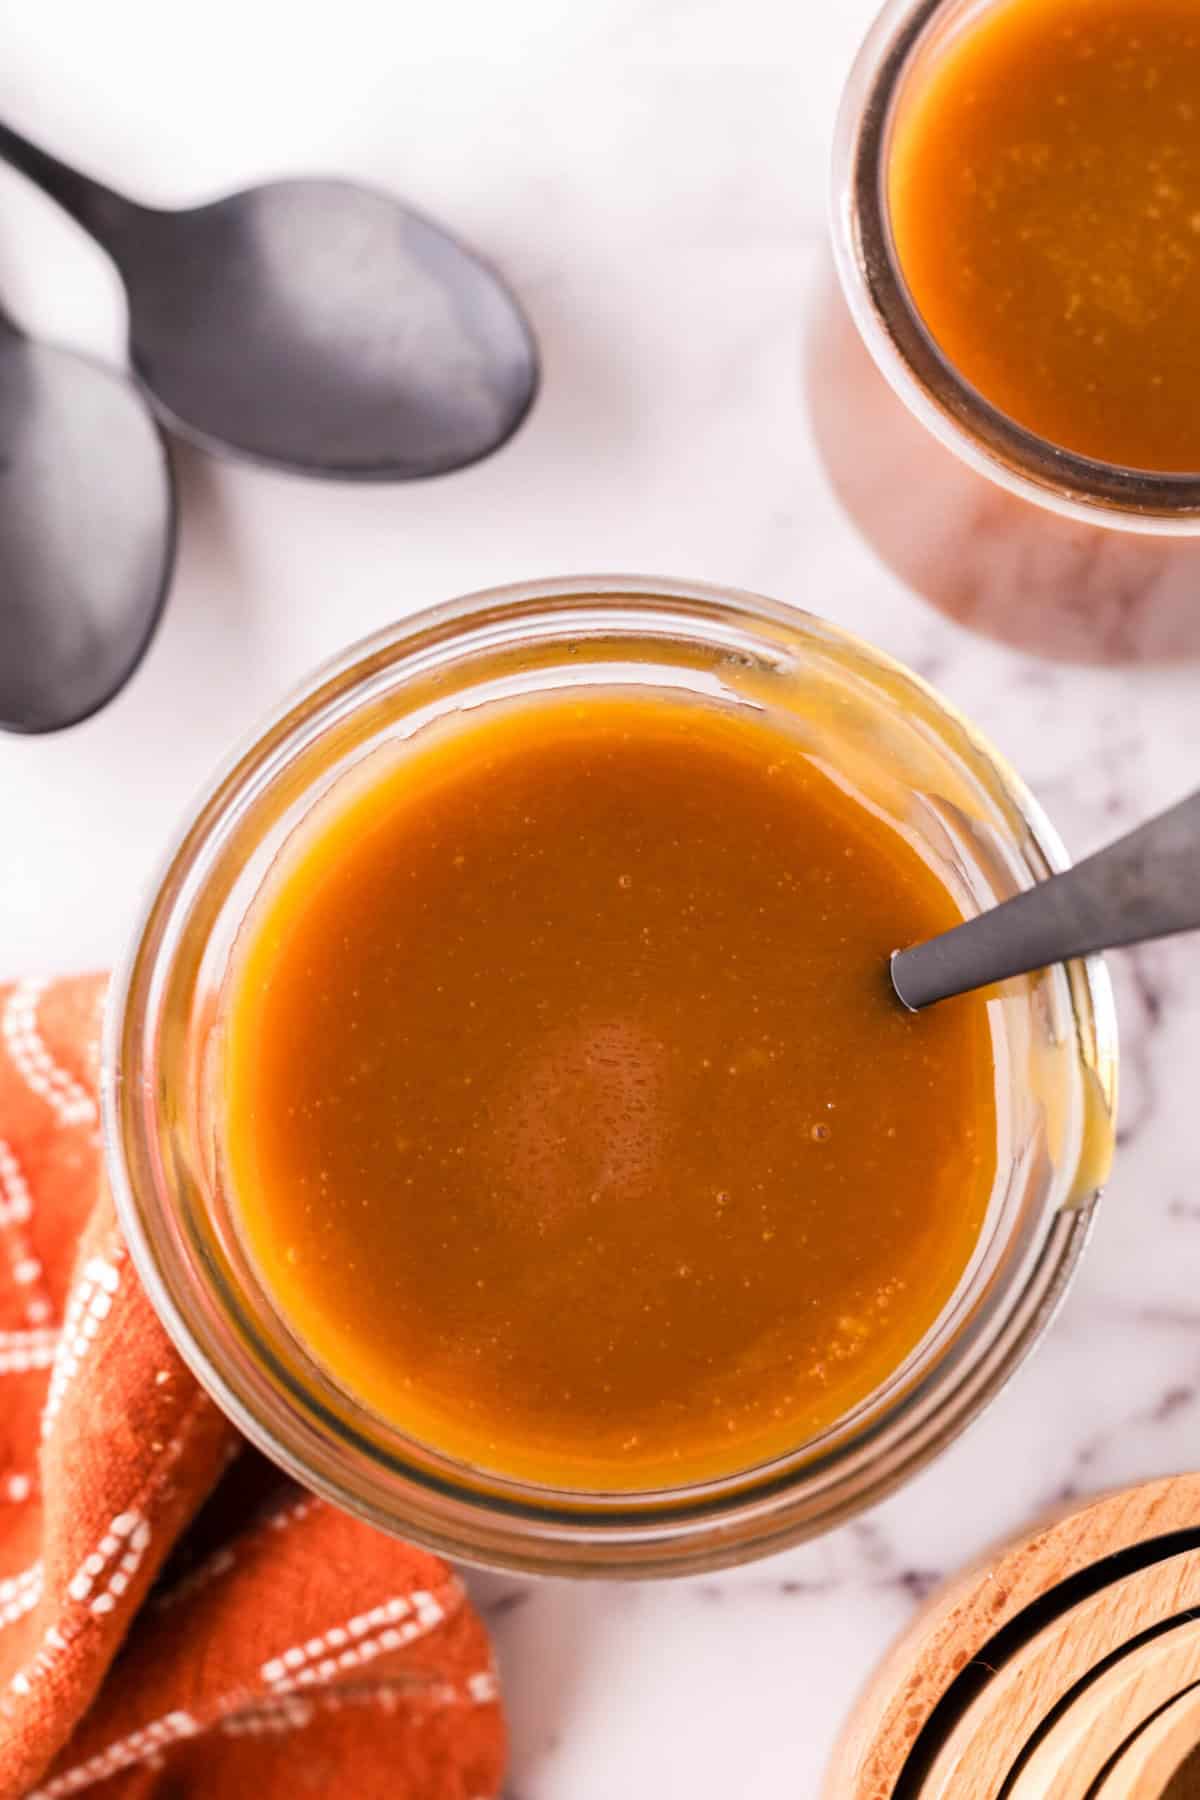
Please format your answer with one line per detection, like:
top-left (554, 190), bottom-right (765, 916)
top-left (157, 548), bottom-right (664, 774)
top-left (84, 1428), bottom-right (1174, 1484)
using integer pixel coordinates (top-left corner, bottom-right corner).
top-left (1094, 1682), bottom-right (1200, 1799)
top-left (1008, 1625), bottom-right (1200, 1799)
top-left (920, 1549), bottom-right (1200, 1799)
top-left (824, 1476), bottom-right (1200, 1800)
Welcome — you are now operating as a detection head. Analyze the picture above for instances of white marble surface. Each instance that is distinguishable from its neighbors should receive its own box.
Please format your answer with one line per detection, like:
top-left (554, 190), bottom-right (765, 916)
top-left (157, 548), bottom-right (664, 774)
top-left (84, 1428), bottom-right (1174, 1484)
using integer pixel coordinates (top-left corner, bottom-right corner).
top-left (2, 1), bottom-right (1200, 1793)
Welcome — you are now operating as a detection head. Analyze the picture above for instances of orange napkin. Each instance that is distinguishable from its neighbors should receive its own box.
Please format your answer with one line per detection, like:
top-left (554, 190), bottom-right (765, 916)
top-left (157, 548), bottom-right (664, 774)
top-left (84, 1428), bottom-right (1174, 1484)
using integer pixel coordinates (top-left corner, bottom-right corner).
top-left (0, 975), bottom-right (505, 1800)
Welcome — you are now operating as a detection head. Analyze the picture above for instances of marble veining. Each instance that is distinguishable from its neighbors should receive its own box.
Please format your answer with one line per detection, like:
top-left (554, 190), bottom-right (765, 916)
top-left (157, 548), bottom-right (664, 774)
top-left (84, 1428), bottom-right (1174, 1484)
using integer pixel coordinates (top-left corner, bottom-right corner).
top-left (3, 0), bottom-right (1200, 1792)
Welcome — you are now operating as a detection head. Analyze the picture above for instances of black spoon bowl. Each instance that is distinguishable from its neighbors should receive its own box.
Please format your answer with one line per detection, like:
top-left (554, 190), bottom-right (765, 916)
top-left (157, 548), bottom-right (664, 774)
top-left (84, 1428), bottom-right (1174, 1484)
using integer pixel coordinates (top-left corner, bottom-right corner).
top-left (0, 124), bottom-right (539, 478)
top-left (0, 311), bottom-right (175, 733)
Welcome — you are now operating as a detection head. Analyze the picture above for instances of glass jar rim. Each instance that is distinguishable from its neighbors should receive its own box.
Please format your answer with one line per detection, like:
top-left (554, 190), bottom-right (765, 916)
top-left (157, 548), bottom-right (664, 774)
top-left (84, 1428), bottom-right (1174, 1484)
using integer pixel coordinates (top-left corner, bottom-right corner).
top-left (832, 0), bottom-right (1200, 533)
top-left (103, 575), bottom-right (1118, 1576)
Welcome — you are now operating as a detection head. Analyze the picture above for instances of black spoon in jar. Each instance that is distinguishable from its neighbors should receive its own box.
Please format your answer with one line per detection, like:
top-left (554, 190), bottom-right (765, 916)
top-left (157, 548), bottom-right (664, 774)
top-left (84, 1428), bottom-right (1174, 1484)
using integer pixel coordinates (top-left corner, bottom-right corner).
top-left (892, 788), bottom-right (1200, 1009)
top-left (0, 309), bottom-right (175, 734)
top-left (0, 121), bottom-right (539, 479)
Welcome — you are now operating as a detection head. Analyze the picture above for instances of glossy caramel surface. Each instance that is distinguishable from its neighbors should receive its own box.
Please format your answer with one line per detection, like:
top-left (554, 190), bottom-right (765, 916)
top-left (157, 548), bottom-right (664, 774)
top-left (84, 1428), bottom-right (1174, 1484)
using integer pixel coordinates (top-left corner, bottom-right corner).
top-left (221, 693), bottom-right (996, 1489)
top-left (891, 0), bottom-right (1200, 471)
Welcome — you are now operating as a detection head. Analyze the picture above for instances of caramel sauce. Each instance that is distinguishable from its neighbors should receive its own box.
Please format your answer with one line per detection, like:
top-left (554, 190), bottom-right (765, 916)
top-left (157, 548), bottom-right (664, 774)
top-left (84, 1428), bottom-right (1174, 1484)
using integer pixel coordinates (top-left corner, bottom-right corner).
top-left (891, 0), bottom-right (1200, 471)
top-left (220, 693), bottom-right (996, 1489)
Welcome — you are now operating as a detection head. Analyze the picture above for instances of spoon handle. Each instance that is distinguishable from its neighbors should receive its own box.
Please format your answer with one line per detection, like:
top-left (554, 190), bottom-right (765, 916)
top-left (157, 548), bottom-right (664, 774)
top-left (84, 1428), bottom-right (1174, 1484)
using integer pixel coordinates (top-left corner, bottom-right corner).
top-left (0, 121), bottom-right (137, 249)
top-left (891, 787), bottom-right (1200, 1010)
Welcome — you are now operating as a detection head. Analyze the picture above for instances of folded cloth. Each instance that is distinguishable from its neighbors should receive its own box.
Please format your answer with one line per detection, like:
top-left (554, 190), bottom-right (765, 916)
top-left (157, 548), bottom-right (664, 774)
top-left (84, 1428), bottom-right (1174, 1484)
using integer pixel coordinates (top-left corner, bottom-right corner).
top-left (0, 976), bottom-right (505, 1799)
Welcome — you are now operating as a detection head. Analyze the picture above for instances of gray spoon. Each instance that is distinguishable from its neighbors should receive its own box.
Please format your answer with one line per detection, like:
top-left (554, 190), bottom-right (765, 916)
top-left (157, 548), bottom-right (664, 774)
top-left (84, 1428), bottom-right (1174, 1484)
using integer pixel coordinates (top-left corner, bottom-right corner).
top-left (0, 121), bottom-right (539, 478)
top-left (892, 788), bottom-right (1200, 1009)
top-left (0, 309), bottom-right (174, 733)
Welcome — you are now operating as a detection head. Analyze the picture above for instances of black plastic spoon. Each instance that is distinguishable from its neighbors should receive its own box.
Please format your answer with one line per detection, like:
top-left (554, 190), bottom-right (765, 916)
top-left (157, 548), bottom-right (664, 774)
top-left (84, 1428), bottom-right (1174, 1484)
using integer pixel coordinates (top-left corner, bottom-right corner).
top-left (0, 310), bottom-right (175, 733)
top-left (0, 121), bottom-right (539, 478)
top-left (892, 788), bottom-right (1200, 1008)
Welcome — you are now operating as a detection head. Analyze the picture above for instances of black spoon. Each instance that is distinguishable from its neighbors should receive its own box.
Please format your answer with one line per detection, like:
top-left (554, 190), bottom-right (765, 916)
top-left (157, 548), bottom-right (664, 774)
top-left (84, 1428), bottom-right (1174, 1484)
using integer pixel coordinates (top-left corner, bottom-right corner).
top-left (0, 310), bottom-right (175, 733)
top-left (892, 787), bottom-right (1200, 1008)
top-left (0, 122), bottom-right (539, 478)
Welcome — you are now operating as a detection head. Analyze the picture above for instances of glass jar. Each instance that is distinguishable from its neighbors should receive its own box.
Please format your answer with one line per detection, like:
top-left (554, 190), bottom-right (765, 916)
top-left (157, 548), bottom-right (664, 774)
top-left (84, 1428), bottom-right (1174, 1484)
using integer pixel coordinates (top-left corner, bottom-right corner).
top-left (824, 0), bottom-right (1200, 665)
top-left (103, 577), bottom-right (1117, 1577)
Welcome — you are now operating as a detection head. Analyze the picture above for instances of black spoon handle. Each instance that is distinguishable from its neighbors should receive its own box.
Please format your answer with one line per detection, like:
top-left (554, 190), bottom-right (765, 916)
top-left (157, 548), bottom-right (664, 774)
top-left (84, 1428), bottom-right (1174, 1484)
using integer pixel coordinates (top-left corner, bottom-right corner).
top-left (892, 787), bottom-right (1200, 1010)
top-left (0, 120), bottom-right (138, 250)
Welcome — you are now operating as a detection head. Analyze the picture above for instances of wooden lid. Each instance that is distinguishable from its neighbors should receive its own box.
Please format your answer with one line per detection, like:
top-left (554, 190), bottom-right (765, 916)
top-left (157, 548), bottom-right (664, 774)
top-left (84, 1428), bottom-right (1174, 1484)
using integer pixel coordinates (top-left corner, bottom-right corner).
top-left (825, 1477), bottom-right (1200, 1799)
top-left (1096, 1686), bottom-right (1200, 1799)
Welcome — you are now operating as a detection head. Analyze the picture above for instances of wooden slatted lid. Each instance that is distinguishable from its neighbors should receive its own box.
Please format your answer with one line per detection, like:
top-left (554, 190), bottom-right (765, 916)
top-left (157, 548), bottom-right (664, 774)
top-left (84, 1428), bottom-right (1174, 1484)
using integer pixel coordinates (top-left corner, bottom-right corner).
top-left (825, 1477), bottom-right (1200, 1799)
